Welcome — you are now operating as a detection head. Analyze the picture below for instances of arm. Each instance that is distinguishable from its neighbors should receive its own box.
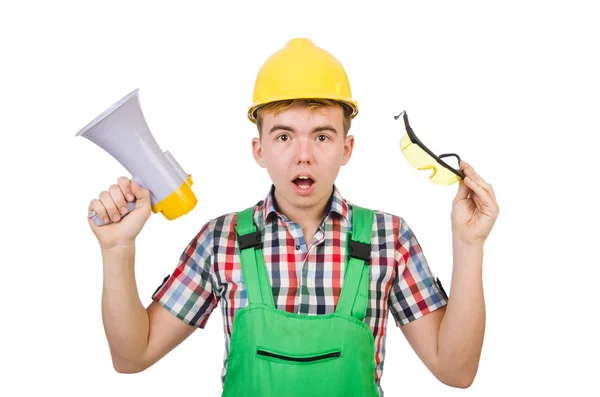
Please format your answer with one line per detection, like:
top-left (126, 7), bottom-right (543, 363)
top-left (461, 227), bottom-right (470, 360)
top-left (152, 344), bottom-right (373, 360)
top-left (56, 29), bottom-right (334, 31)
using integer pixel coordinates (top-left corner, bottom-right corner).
top-left (101, 244), bottom-right (197, 373)
top-left (88, 177), bottom-right (200, 373)
top-left (400, 160), bottom-right (498, 388)
top-left (400, 241), bottom-right (484, 388)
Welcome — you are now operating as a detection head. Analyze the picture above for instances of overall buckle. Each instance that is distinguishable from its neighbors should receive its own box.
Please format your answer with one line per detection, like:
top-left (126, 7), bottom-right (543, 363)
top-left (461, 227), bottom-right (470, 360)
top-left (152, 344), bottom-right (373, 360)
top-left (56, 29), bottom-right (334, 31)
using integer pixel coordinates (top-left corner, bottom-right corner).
top-left (349, 239), bottom-right (371, 265)
top-left (238, 231), bottom-right (261, 250)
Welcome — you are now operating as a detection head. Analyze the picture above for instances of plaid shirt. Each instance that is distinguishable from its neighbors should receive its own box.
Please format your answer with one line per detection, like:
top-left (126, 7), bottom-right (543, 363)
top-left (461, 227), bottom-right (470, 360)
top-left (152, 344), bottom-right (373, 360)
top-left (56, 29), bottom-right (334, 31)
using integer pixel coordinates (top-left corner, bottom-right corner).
top-left (152, 185), bottom-right (448, 396)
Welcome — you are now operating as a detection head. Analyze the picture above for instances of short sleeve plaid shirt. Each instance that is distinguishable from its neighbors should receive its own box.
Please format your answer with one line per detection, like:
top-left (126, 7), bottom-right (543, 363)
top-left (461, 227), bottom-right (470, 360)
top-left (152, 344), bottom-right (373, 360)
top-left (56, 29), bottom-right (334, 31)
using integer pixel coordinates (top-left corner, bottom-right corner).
top-left (152, 185), bottom-right (448, 396)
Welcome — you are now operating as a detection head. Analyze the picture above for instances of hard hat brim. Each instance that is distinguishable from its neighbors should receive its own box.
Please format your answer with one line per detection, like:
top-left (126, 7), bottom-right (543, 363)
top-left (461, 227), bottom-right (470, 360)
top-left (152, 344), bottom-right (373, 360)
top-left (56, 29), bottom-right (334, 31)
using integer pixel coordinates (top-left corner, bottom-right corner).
top-left (248, 98), bottom-right (359, 123)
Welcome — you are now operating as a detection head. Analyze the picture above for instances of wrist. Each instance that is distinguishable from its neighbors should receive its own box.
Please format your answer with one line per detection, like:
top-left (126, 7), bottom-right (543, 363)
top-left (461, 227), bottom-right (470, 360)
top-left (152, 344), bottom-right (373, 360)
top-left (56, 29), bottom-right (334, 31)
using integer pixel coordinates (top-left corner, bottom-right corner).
top-left (452, 234), bottom-right (485, 250)
top-left (100, 241), bottom-right (136, 255)
top-left (453, 241), bottom-right (484, 258)
top-left (452, 238), bottom-right (484, 273)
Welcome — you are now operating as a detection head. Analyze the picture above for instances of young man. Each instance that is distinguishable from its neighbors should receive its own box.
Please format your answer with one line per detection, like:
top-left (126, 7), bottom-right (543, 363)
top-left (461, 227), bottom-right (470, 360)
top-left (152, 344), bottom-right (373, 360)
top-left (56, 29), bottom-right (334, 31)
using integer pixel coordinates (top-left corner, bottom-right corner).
top-left (87, 38), bottom-right (499, 396)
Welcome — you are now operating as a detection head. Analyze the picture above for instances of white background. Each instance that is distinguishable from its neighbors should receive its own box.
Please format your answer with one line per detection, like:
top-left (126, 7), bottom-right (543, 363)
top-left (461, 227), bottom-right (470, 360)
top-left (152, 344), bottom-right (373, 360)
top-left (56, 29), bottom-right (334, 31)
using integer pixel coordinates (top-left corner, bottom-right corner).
top-left (1, 0), bottom-right (598, 395)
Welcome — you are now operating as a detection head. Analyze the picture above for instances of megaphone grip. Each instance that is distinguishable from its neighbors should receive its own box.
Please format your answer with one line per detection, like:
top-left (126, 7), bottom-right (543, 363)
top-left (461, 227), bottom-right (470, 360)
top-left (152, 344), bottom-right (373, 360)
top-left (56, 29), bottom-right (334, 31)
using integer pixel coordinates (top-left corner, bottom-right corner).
top-left (92, 200), bottom-right (137, 226)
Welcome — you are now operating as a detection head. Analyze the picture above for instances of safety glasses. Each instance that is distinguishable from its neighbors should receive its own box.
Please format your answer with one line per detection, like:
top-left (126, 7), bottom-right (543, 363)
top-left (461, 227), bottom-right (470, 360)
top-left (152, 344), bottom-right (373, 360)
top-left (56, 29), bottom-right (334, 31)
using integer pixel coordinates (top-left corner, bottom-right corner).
top-left (395, 110), bottom-right (465, 186)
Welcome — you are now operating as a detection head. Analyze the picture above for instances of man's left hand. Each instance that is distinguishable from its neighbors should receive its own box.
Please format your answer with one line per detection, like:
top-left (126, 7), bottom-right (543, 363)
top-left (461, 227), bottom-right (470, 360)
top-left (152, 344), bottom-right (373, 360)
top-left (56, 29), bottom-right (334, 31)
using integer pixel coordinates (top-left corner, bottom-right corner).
top-left (451, 161), bottom-right (500, 246)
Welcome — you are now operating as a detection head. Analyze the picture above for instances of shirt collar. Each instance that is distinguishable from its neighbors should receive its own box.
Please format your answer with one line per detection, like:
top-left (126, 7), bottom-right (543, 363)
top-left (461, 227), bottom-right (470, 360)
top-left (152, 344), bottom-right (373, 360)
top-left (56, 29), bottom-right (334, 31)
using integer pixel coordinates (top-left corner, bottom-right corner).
top-left (262, 184), bottom-right (349, 224)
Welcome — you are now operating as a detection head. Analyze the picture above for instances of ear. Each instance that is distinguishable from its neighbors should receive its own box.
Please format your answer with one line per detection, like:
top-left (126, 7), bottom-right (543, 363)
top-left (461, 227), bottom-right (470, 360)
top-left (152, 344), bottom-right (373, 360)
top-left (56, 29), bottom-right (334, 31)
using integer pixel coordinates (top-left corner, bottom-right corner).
top-left (341, 134), bottom-right (355, 166)
top-left (252, 137), bottom-right (266, 168)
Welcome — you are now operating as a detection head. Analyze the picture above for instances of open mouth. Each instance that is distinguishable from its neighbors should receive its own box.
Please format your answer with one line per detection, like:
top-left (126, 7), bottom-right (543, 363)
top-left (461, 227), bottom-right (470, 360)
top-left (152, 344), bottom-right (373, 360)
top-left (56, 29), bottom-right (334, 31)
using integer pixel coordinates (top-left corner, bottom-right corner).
top-left (292, 176), bottom-right (315, 190)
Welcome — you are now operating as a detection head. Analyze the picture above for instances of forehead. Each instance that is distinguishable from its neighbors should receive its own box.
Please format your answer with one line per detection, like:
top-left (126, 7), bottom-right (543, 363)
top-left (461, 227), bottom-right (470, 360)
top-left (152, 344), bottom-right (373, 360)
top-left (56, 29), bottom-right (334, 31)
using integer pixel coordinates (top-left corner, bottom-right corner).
top-left (261, 105), bottom-right (344, 131)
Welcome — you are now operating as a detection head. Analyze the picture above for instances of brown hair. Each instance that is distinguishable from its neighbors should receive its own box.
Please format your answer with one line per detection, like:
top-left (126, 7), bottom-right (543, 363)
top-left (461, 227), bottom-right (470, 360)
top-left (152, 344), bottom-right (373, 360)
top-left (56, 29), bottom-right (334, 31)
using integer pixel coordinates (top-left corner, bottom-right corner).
top-left (255, 99), bottom-right (352, 138)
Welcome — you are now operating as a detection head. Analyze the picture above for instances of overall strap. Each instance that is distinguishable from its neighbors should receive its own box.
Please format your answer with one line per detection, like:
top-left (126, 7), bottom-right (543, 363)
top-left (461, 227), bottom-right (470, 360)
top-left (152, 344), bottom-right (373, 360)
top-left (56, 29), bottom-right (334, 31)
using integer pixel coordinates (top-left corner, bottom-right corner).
top-left (234, 207), bottom-right (275, 308)
top-left (335, 204), bottom-right (375, 321)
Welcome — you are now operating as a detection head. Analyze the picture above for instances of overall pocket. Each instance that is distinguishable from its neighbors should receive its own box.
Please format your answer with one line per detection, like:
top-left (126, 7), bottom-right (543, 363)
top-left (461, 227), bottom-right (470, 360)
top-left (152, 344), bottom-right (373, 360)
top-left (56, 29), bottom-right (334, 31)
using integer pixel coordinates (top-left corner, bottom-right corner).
top-left (256, 348), bottom-right (342, 364)
top-left (252, 347), bottom-right (346, 396)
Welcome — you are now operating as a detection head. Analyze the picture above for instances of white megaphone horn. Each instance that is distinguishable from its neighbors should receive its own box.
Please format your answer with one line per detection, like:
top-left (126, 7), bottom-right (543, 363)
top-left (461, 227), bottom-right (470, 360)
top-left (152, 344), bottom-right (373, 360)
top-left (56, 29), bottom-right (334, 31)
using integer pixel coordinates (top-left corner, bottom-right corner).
top-left (75, 88), bottom-right (197, 226)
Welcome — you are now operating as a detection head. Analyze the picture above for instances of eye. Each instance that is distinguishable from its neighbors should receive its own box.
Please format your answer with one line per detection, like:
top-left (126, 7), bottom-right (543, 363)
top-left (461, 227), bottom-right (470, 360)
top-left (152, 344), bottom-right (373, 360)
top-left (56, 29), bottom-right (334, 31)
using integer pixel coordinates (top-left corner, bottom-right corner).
top-left (277, 134), bottom-right (289, 142)
top-left (317, 135), bottom-right (329, 142)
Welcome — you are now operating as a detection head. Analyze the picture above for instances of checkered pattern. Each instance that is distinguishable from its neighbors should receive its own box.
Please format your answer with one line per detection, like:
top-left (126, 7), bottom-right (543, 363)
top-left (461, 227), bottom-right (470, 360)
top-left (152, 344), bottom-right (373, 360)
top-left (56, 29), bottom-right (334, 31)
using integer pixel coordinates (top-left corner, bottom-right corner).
top-left (152, 185), bottom-right (448, 396)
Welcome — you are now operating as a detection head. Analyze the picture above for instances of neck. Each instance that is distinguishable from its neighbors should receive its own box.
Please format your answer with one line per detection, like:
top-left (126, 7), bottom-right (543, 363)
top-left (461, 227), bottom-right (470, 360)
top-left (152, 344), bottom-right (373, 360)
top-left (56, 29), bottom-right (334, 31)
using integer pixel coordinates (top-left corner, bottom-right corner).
top-left (272, 187), bottom-right (333, 228)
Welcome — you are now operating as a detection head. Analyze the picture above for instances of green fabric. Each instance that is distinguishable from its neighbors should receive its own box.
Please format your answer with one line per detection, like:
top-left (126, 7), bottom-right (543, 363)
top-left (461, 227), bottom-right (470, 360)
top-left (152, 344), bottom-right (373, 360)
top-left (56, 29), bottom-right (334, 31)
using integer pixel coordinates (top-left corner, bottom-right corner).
top-left (222, 205), bottom-right (379, 397)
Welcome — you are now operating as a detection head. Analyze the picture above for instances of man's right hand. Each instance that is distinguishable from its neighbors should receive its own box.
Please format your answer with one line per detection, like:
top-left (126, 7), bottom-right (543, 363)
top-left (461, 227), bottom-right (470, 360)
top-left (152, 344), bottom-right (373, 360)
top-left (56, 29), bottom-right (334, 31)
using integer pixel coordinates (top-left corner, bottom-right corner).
top-left (88, 176), bottom-right (152, 250)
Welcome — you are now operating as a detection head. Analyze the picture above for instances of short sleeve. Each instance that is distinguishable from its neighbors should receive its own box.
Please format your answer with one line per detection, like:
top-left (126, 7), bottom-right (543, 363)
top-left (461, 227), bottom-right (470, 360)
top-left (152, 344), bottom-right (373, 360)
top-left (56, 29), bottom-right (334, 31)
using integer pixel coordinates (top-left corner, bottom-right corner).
top-left (152, 222), bottom-right (219, 328)
top-left (388, 217), bottom-right (448, 327)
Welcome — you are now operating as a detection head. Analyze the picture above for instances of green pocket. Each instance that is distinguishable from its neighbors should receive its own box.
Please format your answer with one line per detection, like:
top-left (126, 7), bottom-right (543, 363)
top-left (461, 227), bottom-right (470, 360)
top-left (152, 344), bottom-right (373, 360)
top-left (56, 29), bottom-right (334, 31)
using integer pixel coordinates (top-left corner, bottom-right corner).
top-left (256, 348), bottom-right (342, 365)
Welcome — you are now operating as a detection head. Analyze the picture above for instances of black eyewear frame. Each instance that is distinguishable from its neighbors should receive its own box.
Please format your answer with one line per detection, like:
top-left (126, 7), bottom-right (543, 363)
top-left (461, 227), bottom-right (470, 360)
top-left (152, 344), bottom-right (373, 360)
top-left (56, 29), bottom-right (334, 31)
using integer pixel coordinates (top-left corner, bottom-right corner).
top-left (395, 110), bottom-right (465, 180)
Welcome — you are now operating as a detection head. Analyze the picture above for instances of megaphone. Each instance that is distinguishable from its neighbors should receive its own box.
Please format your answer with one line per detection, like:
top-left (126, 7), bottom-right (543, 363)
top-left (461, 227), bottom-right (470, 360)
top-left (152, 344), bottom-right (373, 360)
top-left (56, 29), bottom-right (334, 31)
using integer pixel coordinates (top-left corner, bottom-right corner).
top-left (76, 88), bottom-right (197, 226)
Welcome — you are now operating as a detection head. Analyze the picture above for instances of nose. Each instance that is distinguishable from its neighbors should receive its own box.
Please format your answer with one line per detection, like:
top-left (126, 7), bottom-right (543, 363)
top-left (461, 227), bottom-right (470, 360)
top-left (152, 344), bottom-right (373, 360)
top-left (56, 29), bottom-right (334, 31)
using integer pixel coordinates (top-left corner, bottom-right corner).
top-left (294, 137), bottom-right (313, 164)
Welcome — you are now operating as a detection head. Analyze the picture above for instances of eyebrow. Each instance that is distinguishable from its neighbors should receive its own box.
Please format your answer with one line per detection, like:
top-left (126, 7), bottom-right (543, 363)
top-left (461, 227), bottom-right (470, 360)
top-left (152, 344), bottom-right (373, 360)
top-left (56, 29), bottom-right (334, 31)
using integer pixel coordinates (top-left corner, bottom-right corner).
top-left (268, 124), bottom-right (338, 135)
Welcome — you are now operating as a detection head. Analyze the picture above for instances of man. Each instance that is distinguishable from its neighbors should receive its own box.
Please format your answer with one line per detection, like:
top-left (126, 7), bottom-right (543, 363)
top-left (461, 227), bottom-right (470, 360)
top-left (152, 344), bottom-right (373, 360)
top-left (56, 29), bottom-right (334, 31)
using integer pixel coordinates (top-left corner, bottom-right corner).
top-left (87, 38), bottom-right (499, 396)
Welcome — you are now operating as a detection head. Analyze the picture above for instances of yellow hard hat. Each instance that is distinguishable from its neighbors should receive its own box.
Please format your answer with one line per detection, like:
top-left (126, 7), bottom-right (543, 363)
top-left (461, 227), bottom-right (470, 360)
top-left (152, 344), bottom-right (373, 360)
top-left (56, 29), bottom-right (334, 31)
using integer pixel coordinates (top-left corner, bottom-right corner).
top-left (248, 38), bottom-right (359, 123)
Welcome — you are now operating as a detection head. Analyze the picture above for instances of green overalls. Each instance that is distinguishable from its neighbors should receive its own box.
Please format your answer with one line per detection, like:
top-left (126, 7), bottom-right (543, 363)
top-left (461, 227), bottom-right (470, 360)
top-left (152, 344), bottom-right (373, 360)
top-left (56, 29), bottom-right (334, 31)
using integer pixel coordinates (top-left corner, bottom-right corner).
top-left (221, 205), bottom-right (380, 397)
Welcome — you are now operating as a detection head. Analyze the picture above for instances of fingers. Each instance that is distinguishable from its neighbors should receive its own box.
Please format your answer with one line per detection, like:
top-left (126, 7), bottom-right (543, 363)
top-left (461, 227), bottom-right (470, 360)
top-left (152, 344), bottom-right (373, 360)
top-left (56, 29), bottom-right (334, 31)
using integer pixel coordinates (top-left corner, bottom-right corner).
top-left (118, 176), bottom-right (135, 202)
top-left (101, 189), bottom-right (122, 223)
top-left (88, 198), bottom-right (109, 225)
top-left (460, 161), bottom-right (499, 216)
top-left (454, 176), bottom-right (471, 202)
top-left (130, 180), bottom-right (151, 206)
top-left (88, 177), bottom-right (135, 225)
top-left (461, 161), bottom-right (482, 183)
top-left (109, 183), bottom-right (129, 217)
top-left (463, 177), bottom-right (491, 206)
top-left (461, 161), bottom-right (495, 197)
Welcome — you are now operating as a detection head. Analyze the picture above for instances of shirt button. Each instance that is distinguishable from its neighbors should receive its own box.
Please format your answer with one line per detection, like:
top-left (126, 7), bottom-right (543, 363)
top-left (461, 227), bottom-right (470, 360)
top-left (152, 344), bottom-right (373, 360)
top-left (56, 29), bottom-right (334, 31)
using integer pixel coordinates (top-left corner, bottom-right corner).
top-left (295, 245), bottom-right (301, 250)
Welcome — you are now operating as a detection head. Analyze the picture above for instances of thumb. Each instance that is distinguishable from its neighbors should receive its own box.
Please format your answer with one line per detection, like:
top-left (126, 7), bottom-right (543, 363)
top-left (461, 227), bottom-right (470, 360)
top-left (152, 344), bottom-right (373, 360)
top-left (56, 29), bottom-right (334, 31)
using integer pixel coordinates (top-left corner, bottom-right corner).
top-left (130, 181), bottom-right (151, 209)
top-left (454, 161), bottom-right (470, 201)
top-left (454, 179), bottom-right (470, 202)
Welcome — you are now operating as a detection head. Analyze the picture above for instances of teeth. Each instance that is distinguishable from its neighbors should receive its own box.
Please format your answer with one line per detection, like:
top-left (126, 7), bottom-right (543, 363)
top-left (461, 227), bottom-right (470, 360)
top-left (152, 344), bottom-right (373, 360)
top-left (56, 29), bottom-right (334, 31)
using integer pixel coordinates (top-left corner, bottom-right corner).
top-left (298, 176), bottom-right (309, 179)
top-left (298, 185), bottom-right (310, 189)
